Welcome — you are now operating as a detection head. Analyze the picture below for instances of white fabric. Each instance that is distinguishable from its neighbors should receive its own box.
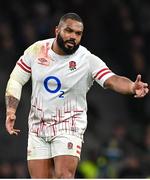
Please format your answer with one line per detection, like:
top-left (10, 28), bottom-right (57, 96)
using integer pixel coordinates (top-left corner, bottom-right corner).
top-left (5, 65), bottom-right (31, 100)
top-left (6, 78), bottom-right (22, 100)
top-left (27, 133), bottom-right (82, 160)
top-left (10, 65), bottom-right (31, 85)
top-left (11, 38), bottom-right (115, 140)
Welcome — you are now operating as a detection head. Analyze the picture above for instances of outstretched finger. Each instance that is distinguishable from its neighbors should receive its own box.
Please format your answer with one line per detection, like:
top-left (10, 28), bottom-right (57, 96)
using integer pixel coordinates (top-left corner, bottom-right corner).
top-left (13, 129), bottom-right (20, 132)
top-left (9, 129), bottom-right (20, 135)
top-left (12, 131), bottom-right (19, 135)
top-left (143, 83), bottom-right (149, 88)
top-left (145, 88), bottom-right (149, 94)
top-left (135, 74), bottom-right (141, 83)
top-left (134, 88), bottom-right (148, 98)
top-left (134, 94), bottom-right (144, 98)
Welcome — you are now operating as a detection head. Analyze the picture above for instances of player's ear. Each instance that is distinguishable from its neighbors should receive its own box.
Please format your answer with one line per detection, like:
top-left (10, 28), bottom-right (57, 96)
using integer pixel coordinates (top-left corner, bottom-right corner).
top-left (55, 26), bottom-right (59, 36)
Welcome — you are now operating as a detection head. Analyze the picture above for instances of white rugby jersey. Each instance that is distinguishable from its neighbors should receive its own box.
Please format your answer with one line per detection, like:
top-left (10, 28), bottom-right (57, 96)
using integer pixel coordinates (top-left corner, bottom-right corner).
top-left (16, 38), bottom-right (115, 140)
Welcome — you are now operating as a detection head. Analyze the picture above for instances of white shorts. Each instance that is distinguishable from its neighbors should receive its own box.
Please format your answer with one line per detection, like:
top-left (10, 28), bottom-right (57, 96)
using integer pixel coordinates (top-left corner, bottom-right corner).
top-left (27, 133), bottom-right (82, 160)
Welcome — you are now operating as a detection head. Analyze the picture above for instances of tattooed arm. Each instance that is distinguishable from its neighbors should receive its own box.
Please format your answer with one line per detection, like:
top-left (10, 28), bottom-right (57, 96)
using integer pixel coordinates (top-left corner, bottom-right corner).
top-left (5, 96), bottom-right (20, 135)
top-left (5, 59), bottom-right (31, 135)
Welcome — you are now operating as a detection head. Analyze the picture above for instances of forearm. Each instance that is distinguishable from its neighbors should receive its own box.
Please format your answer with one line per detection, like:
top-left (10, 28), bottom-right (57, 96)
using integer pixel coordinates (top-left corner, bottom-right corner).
top-left (5, 77), bottom-right (22, 115)
top-left (5, 77), bottom-right (22, 114)
top-left (5, 95), bottom-right (20, 114)
top-left (104, 75), bottom-right (135, 95)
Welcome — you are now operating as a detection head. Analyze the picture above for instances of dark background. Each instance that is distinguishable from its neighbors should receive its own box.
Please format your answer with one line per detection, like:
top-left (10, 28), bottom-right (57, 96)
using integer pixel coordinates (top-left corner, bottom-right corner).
top-left (0, 0), bottom-right (150, 178)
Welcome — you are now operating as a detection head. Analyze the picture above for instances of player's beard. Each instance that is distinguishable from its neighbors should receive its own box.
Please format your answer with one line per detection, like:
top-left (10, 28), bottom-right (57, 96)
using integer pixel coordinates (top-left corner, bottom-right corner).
top-left (56, 33), bottom-right (79, 55)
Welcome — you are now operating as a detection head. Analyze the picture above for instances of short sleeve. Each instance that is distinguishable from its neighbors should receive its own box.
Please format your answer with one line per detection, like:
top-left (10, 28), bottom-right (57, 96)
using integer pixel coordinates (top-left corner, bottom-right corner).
top-left (16, 43), bottom-right (36, 74)
top-left (88, 54), bottom-right (115, 87)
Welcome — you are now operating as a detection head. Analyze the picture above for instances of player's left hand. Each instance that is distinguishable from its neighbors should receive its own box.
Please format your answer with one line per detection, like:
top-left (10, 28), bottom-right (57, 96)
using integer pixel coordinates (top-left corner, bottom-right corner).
top-left (133, 74), bottom-right (149, 98)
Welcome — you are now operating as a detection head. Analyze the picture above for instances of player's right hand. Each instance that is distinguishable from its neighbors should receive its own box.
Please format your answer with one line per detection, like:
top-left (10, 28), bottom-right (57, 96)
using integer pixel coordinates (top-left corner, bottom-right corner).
top-left (5, 113), bottom-right (20, 135)
top-left (133, 74), bottom-right (149, 98)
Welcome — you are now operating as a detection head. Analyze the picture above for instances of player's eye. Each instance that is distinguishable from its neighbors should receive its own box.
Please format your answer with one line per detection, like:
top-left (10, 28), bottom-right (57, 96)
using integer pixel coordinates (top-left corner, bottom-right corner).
top-left (76, 31), bottom-right (82, 36)
top-left (65, 28), bottom-right (73, 33)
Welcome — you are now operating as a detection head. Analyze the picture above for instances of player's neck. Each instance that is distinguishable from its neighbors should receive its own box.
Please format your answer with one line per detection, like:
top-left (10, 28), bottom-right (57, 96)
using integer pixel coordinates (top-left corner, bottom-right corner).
top-left (51, 39), bottom-right (65, 56)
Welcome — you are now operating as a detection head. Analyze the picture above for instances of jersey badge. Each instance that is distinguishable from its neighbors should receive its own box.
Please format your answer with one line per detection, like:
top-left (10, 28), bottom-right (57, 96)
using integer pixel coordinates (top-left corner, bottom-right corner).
top-left (69, 61), bottom-right (76, 70)
top-left (67, 142), bottom-right (73, 149)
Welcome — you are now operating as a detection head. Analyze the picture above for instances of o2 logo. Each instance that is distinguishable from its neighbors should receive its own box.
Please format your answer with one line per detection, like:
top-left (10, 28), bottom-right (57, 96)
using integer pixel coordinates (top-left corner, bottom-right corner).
top-left (44, 76), bottom-right (64, 98)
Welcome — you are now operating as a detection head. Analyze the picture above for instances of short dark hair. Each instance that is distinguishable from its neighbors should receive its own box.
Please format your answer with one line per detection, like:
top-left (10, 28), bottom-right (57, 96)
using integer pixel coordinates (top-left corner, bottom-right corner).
top-left (58, 13), bottom-right (83, 26)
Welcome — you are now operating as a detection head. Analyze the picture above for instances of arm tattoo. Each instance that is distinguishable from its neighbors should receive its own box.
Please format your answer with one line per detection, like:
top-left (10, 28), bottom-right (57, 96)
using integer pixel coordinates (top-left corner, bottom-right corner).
top-left (5, 96), bottom-right (19, 112)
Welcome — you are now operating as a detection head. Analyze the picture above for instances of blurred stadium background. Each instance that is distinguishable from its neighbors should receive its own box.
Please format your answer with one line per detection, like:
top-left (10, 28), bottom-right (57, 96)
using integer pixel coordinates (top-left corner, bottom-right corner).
top-left (0, 0), bottom-right (150, 178)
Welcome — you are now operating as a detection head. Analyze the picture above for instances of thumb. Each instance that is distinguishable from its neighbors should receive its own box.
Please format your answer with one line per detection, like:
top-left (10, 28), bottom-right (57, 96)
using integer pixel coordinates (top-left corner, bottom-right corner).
top-left (6, 114), bottom-right (16, 121)
top-left (135, 74), bottom-right (141, 83)
top-left (10, 114), bottom-right (16, 120)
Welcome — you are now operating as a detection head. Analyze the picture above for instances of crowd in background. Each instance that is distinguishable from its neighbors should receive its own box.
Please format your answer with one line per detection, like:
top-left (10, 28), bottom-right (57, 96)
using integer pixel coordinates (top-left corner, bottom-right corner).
top-left (0, 0), bottom-right (150, 178)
